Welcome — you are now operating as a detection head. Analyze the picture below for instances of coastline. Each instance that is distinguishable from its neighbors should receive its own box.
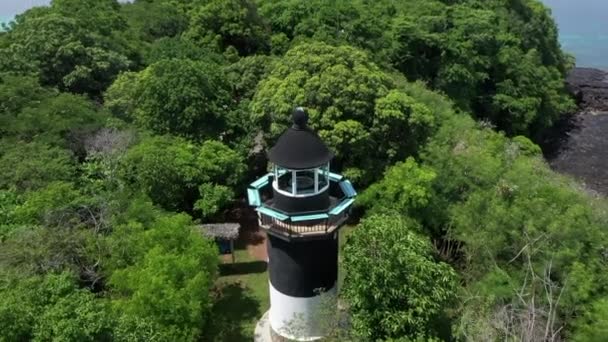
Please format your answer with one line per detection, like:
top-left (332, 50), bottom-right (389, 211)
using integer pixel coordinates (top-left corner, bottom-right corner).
top-left (540, 67), bottom-right (608, 196)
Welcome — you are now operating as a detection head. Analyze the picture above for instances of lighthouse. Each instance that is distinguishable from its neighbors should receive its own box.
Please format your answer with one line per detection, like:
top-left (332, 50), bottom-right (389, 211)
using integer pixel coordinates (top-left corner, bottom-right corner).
top-left (248, 108), bottom-right (357, 341)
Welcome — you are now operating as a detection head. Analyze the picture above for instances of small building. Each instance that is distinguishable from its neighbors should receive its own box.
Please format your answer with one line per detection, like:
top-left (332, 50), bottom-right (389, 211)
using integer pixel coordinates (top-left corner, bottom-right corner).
top-left (198, 223), bottom-right (240, 263)
top-left (248, 108), bottom-right (356, 341)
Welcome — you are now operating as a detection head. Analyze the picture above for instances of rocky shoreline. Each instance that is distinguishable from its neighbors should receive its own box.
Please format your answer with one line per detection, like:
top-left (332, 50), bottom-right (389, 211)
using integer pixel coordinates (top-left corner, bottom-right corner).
top-left (540, 67), bottom-right (608, 196)
top-left (566, 67), bottom-right (608, 112)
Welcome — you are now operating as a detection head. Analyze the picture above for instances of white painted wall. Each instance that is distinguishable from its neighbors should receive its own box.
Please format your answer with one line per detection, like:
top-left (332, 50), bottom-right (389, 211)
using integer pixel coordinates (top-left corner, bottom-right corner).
top-left (269, 282), bottom-right (337, 341)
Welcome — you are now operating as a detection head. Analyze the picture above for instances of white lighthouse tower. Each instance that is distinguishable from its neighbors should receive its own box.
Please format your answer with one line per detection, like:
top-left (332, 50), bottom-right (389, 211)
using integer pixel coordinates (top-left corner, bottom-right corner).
top-left (248, 108), bottom-right (357, 341)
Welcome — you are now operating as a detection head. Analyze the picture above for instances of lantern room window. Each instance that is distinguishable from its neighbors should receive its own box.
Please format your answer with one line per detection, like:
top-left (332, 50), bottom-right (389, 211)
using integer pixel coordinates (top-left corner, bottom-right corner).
top-left (273, 163), bottom-right (330, 197)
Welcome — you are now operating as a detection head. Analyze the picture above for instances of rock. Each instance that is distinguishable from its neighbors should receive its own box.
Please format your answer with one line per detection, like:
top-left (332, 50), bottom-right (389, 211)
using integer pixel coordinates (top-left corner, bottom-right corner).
top-left (566, 67), bottom-right (608, 112)
top-left (540, 67), bottom-right (608, 196)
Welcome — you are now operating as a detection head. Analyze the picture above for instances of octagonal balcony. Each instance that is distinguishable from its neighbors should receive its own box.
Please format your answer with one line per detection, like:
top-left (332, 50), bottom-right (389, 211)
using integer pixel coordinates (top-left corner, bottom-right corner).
top-left (247, 171), bottom-right (356, 241)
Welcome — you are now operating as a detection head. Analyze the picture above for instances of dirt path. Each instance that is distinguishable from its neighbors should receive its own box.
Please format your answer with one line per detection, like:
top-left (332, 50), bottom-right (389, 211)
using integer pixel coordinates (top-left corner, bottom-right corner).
top-left (246, 230), bottom-right (268, 262)
top-left (227, 202), bottom-right (268, 262)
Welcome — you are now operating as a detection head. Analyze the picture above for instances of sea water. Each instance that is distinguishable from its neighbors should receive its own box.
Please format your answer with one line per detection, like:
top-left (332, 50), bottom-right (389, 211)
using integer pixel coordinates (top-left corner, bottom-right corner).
top-left (542, 0), bottom-right (608, 70)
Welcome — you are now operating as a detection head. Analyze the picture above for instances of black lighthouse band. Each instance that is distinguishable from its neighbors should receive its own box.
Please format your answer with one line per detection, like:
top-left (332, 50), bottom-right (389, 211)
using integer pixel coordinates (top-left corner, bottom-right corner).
top-left (267, 234), bottom-right (338, 298)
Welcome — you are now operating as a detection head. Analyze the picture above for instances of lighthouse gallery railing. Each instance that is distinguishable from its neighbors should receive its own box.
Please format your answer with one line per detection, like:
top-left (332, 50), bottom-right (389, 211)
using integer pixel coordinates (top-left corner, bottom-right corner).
top-left (247, 172), bottom-right (356, 238)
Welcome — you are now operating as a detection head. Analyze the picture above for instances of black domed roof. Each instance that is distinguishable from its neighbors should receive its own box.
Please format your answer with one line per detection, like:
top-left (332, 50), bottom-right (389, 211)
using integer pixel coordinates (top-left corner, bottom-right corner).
top-left (268, 108), bottom-right (334, 169)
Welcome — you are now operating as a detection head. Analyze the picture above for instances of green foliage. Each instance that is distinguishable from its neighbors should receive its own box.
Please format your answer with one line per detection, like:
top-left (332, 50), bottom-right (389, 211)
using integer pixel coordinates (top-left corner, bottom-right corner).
top-left (252, 42), bottom-right (438, 184)
top-left (0, 190), bottom-right (21, 240)
top-left (51, 0), bottom-right (126, 35)
top-left (121, 1), bottom-right (188, 42)
top-left (0, 184), bottom-right (102, 278)
top-left (107, 59), bottom-right (231, 139)
top-left (358, 157), bottom-right (436, 222)
top-left (185, 0), bottom-right (270, 55)
top-left (258, 0), bottom-right (574, 135)
top-left (0, 12), bottom-right (131, 95)
top-left (109, 213), bottom-right (219, 341)
top-left (0, 271), bottom-right (112, 342)
top-left (145, 37), bottom-right (223, 64)
top-left (572, 297), bottom-right (608, 342)
top-left (0, 0), bottom-right (596, 340)
top-left (34, 289), bottom-right (113, 341)
top-left (450, 157), bottom-right (608, 306)
top-left (0, 74), bottom-right (55, 133)
top-left (342, 215), bottom-right (458, 340)
top-left (118, 136), bottom-right (244, 213)
top-left (258, 0), bottom-right (391, 56)
top-left (104, 71), bottom-right (139, 120)
top-left (225, 55), bottom-right (277, 102)
top-left (13, 181), bottom-right (83, 225)
top-left (8, 93), bottom-right (106, 143)
top-left (0, 141), bottom-right (76, 192)
top-left (392, 0), bottom-right (574, 135)
top-left (195, 183), bottom-right (234, 218)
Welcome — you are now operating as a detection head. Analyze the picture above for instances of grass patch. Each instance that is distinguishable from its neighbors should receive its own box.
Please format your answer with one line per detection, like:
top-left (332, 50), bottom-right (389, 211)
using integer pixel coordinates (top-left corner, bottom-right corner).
top-left (203, 249), bottom-right (270, 342)
top-left (338, 225), bottom-right (356, 289)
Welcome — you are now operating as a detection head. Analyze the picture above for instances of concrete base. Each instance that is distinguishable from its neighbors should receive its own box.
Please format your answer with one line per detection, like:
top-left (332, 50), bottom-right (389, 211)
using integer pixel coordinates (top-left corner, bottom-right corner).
top-left (254, 310), bottom-right (324, 342)
top-left (254, 311), bottom-right (272, 342)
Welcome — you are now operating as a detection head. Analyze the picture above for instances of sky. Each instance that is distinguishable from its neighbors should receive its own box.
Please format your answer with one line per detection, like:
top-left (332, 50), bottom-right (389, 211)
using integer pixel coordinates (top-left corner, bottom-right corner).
top-left (0, 0), bottom-right (51, 17)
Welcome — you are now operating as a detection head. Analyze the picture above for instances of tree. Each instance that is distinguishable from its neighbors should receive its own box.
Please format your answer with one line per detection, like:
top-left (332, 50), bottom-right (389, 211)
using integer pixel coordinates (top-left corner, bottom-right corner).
top-left (225, 55), bottom-right (277, 102)
top-left (106, 59), bottom-right (231, 139)
top-left (341, 215), bottom-right (458, 340)
top-left (257, 0), bottom-right (392, 56)
top-left (257, 0), bottom-right (574, 136)
top-left (222, 55), bottom-right (277, 151)
top-left (572, 298), bottom-right (608, 342)
top-left (387, 0), bottom-right (574, 135)
top-left (34, 289), bottom-right (113, 341)
top-left (0, 12), bottom-right (131, 95)
top-left (251, 42), bottom-right (438, 184)
top-left (144, 37), bottom-right (224, 65)
top-left (7, 93), bottom-right (106, 145)
top-left (121, 1), bottom-right (188, 42)
top-left (415, 114), bottom-right (608, 339)
top-left (109, 213), bottom-right (218, 341)
top-left (50, 0), bottom-right (127, 36)
top-left (185, 0), bottom-right (270, 56)
top-left (358, 157), bottom-right (437, 225)
top-left (0, 141), bottom-right (76, 192)
top-left (118, 136), bottom-right (245, 213)
top-left (450, 157), bottom-right (608, 312)
top-left (0, 271), bottom-right (112, 342)
top-left (0, 74), bottom-right (56, 135)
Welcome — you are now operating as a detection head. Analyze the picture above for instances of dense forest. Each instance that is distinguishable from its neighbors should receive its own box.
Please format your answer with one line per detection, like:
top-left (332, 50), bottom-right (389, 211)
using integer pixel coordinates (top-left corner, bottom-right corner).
top-left (0, 0), bottom-right (606, 341)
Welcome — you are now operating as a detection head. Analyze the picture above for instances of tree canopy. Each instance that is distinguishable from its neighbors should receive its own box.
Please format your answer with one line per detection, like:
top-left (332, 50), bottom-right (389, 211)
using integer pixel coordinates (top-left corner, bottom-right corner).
top-left (0, 0), bottom-right (597, 340)
top-left (106, 58), bottom-right (231, 140)
top-left (342, 215), bottom-right (458, 340)
top-left (251, 42), bottom-right (439, 184)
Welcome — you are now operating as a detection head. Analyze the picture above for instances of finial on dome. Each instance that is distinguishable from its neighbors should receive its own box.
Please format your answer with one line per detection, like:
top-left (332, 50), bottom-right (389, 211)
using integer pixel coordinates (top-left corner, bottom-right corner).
top-left (292, 107), bottom-right (309, 129)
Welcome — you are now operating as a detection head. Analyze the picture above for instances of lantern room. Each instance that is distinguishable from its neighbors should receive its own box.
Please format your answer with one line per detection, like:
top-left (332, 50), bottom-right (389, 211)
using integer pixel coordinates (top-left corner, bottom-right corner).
top-left (247, 107), bottom-right (356, 241)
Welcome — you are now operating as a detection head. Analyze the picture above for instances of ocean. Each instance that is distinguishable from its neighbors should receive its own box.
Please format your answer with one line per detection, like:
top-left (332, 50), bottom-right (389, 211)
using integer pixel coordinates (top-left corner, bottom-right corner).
top-left (541, 0), bottom-right (608, 70)
top-left (0, 0), bottom-right (606, 69)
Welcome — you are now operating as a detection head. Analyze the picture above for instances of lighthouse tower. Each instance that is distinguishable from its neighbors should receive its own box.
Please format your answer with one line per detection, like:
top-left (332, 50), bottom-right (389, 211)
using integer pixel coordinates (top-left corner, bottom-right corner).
top-left (248, 108), bottom-right (357, 341)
